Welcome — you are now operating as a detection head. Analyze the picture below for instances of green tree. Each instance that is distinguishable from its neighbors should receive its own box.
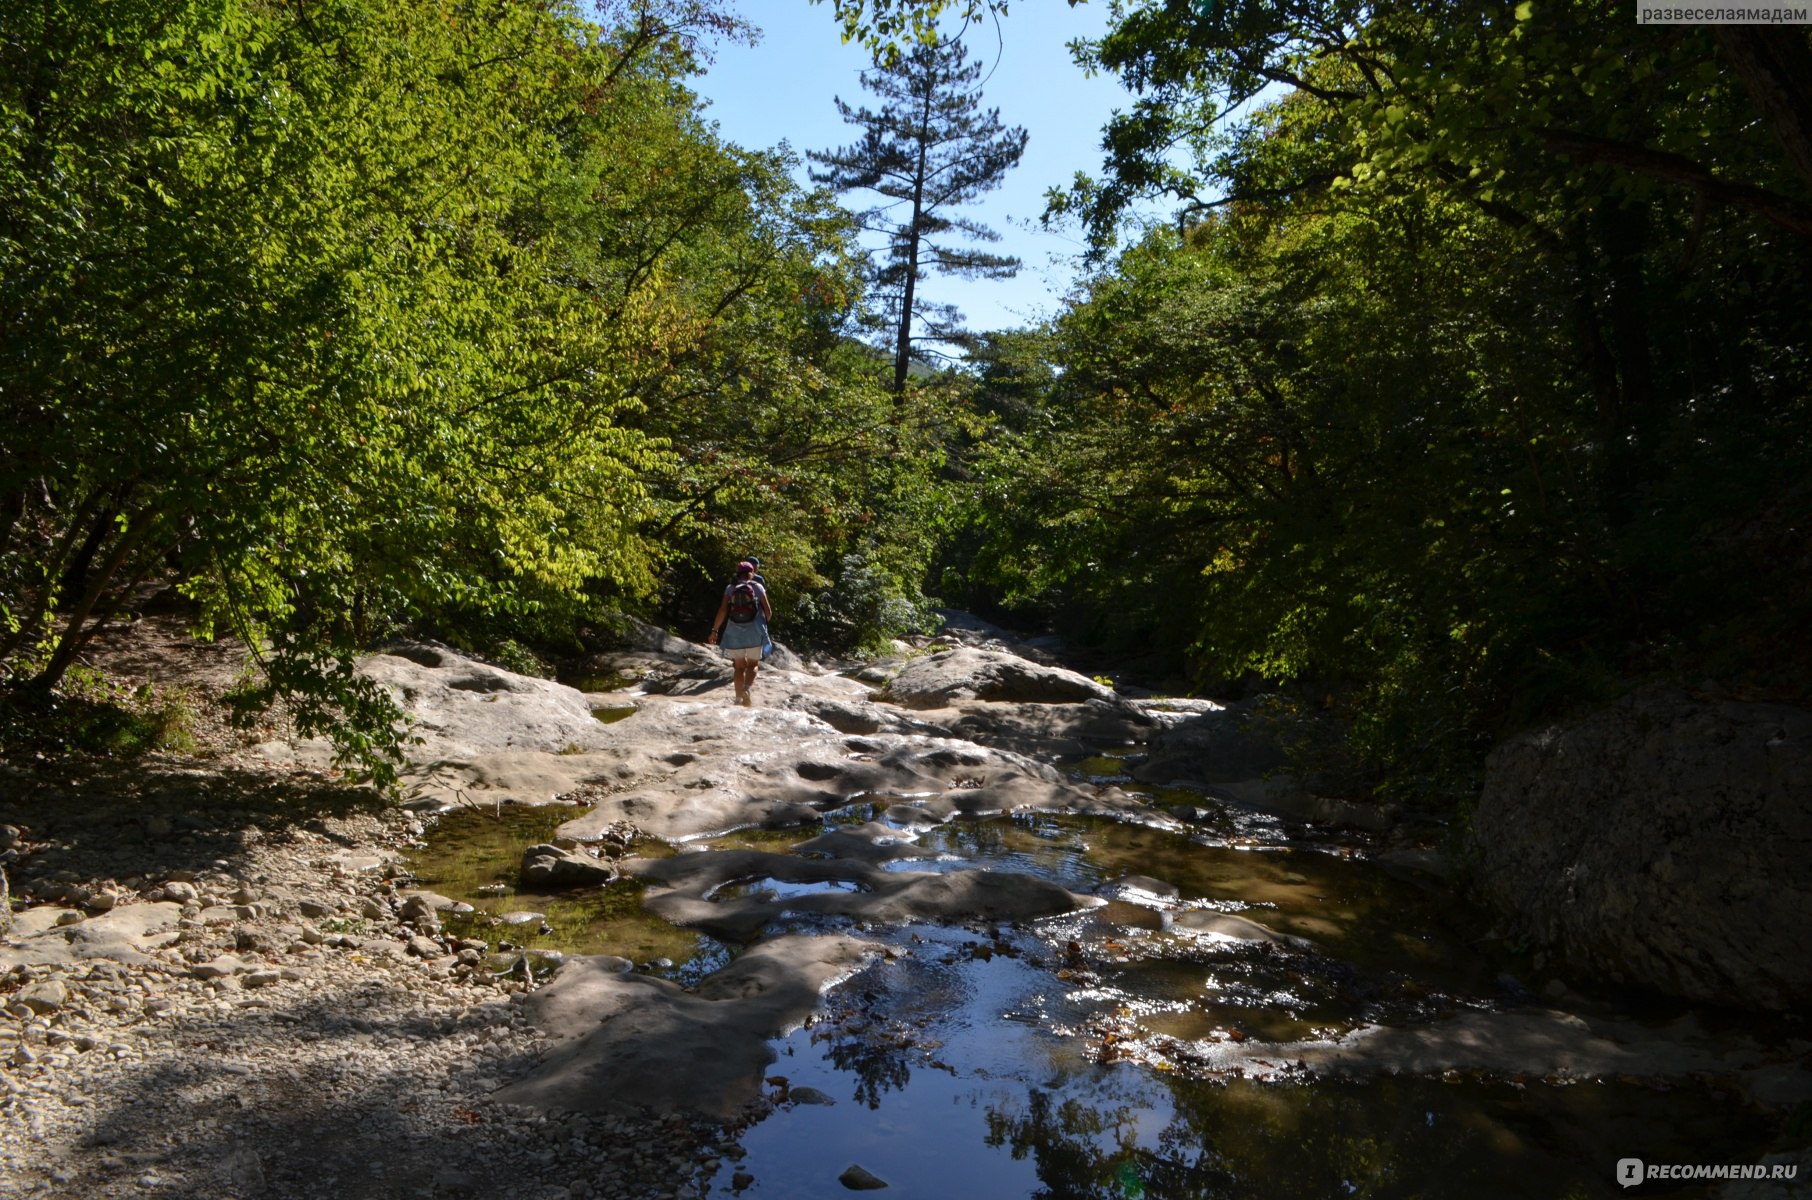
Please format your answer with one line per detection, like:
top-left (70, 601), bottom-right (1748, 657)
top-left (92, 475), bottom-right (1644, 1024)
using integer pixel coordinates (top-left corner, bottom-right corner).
top-left (809, 35), bottom-right (1028, 393)
top-left (0, 0), bottom-right (765, 776)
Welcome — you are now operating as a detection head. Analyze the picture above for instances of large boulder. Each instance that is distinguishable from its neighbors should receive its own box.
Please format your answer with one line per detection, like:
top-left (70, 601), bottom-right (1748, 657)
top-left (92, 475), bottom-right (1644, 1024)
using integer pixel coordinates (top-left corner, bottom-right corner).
top-left (1470, 686), bottom-right (1812, 1011)
top-left (943, 699), bottom-right (1158, 758)
top-left (362, 643), bottom-right (609, 760)
top-left (520, 844), bottom-right (617, 889)
top-left (1130, 700), bottom-right (1287, 787)
top-left (880, 648), bottom-right (1114, 709)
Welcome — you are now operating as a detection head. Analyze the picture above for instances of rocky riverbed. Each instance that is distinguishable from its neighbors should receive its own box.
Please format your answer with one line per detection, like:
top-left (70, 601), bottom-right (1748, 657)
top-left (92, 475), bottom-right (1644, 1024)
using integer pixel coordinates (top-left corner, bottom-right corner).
top-left (0, 616), bottom-right (1178, 1198)
top-left (2, 614), bottom-right (1808, 1199)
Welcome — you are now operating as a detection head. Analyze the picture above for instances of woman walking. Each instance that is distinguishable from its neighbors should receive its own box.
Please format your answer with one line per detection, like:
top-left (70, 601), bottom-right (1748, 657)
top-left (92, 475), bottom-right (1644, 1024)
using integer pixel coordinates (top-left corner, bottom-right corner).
top-left (706, 560), bottom-right (772, 706)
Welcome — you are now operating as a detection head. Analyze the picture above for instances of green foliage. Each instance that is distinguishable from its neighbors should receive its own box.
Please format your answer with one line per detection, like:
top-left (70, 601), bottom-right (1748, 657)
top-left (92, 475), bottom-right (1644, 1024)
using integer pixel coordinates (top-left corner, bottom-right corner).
top-left (1, 0), bottom-right (939, 772)
top-left (953, 8), bottom-right (1812, 800)
top-left (0, 667), bottom-right (199, 759)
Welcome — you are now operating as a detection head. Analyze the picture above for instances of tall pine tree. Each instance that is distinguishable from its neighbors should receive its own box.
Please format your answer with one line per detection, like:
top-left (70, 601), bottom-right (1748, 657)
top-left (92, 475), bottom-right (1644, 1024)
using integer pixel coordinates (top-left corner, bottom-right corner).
top-left (809, 37), bottom-right (1027, 394)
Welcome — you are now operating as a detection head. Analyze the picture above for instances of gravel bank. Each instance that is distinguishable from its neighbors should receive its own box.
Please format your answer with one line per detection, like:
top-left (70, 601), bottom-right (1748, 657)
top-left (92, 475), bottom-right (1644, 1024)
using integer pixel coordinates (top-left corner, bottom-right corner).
top-left (0, 756), bottom-right (737, 1200)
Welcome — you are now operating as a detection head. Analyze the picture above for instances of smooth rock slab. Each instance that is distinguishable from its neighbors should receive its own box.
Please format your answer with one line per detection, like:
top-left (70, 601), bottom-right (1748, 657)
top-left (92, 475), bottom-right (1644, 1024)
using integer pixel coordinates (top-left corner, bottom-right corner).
top-left (627, 849), bottom-right (1088, 944)
top-left (880, 648), bottom-right (1115, 710)
top-left (558, 719), bottom-right (1161, 845)
top-left (0, 902), bottom-right (183, 969)
top-left (497, 936), bottom-right (880, 1119)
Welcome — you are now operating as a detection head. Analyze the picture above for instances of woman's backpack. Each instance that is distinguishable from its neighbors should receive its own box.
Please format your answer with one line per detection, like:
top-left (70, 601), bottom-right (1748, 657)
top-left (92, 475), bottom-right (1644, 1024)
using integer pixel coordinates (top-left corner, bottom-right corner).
top-left (727, 580), bottom-right (761, 624)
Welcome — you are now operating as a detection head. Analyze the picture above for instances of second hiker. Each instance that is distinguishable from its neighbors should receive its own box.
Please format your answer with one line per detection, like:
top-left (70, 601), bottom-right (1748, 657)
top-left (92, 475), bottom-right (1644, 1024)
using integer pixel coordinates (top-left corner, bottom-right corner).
top-left (706, 559), bottom-right (772, 706)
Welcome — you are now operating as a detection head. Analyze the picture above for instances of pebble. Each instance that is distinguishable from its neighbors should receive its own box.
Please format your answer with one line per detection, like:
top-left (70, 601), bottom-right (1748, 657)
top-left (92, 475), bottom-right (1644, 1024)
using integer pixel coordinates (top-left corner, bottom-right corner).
top-left (0, 788), bottom-right (730, 1200)
top-left (17, 982), bottom-right (69, 1014)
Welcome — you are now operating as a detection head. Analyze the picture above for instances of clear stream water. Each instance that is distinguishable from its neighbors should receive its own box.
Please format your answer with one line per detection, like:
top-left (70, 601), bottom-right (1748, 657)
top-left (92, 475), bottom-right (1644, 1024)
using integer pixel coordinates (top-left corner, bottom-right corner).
top-left (408, 753), bottom-right (1798, 1199)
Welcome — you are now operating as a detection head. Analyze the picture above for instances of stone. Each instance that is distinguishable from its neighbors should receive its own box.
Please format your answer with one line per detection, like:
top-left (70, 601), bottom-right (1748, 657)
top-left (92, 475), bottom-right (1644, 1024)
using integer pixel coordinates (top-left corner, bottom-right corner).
top-left (243, 971), bottom-right (281, 989)
top-left (1471, 686), bottom-right (1812, 1011)
top-left (1131, 700), bottom-right (1288, 787)
top-left (407, 936), bottom-right (443, 959)
top-left (162, 881), bottom-right (199, 903)
top-left (520, 845), bottom-right (616, 889)
top-left (191, 956), bottom-right (247, 980)
top-left (496, 936), bottom-right (881, 1119)
top-left (880, 648), bottom-right (1114, 709)
top-left (17, 980), bottom-right (69, 1013)
top-left (838, 1163), bottom-right (889, 1190)
top-left (399, 891), bottom-right (455, 922)
top-left (361, 643), bottom-right (615, 761)
top-left (142, 815), bottom-right (174, 837)
top-left (297, 899), bottom-right (335, 918)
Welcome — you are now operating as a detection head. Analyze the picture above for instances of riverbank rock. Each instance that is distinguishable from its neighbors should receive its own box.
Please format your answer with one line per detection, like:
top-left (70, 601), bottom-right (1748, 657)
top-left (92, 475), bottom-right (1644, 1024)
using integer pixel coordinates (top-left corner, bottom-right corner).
top-left (361, 642), bottom-right (610, 760)
top-left (1130, 701), bottom-right (1285, 786)
top-left (941, 698), bottom-right (1157, 757)
top-left (555, 712), bottom-right (1168, 845)
top-left (520, 844), bottom-right (617, 889)
top-left (627, 847), bottom-right (1089, 943)
top-left (497, 936), bottom-right (881, 1119)
top-left (1470, 685), bottom-right (1812, 1011)
top-left (879, 648), bottom-right (1115, 709)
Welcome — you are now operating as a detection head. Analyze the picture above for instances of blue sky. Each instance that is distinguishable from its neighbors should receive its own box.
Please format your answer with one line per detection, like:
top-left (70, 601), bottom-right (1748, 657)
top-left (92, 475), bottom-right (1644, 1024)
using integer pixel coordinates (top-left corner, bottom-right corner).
top-left (691, 1), bottom-right (1139, 338)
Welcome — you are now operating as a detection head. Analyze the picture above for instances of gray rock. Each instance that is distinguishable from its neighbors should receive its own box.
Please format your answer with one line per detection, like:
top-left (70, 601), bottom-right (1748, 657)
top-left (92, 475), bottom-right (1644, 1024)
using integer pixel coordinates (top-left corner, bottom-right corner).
top-left (17, 980), bottom-right (69, 1013)
top-left (162, 881), bottom-right (199, 903)
top-left (407, 935), bottom-right (444, 959)
top-left (881, 648), bottom-right (1114, 709)
top-left (944, 698), bottom-right (1155, 757)
top-left (1131, 701), bottom-right (1287, 787)
top-left (191, 955), bottom-right (247, 980)
top-left (363, 642), bottom-right (615, 759)
top-left (1172, 910), bottom-right (1311, 948)
top-left (520, 844), bottom-right (616, 889)
top-left (1471, 685), bottom-right (1812, 1011)
top-left (838, 1163), bottom-right (889, 1190)
top-left (496, 936), bottom-right (880, 1119)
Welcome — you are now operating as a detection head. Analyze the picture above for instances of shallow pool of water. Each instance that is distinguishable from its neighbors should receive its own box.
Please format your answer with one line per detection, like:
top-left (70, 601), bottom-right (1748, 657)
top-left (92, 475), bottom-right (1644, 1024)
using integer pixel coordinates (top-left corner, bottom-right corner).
top-left (404, 805), bottom-right (719, 981)
top-left (410, 794), bottom-right (1799, 1199)
top-left (714, 925), bottom-right (1784, 1199)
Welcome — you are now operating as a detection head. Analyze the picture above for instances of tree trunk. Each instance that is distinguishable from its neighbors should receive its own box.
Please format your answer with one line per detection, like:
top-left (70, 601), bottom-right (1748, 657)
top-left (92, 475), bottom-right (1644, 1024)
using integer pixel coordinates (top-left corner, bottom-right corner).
top-left (26, 515), bottom-right (154, 693)
top-left (0, 490), bottom-right (106, 665)
top-left (894, 64), bottom-right (936, 397)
